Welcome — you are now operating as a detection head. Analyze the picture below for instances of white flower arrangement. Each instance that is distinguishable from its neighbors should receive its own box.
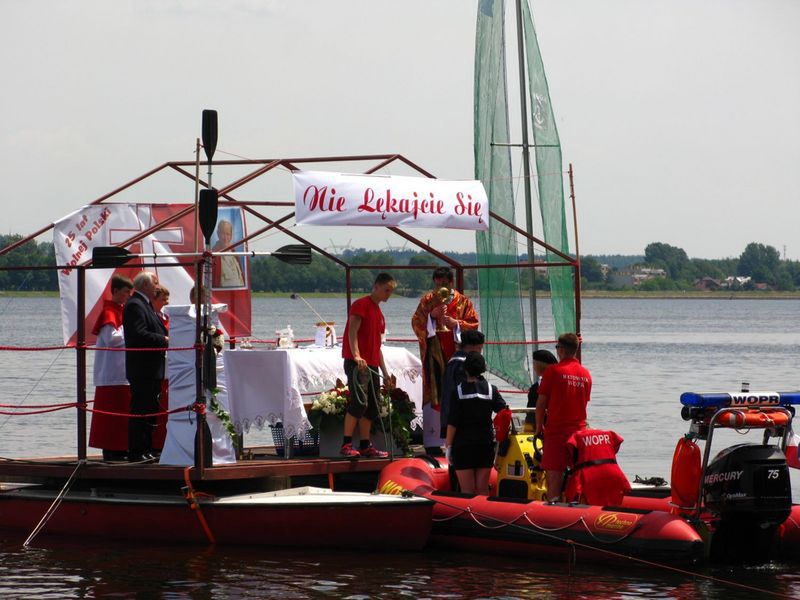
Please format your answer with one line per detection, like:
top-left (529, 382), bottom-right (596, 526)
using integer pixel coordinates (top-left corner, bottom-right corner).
top-left (306, 380), bottom-right (415, 456)
top-left (308, 380), bottom-right (350, 430)
top-left (311, 387), bottom-right (348, 416)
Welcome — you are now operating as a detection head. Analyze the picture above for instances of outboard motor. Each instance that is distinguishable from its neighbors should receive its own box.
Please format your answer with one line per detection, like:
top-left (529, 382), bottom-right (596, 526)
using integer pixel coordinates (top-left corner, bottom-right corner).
top-left (703, 443), bottom-right (791, 560)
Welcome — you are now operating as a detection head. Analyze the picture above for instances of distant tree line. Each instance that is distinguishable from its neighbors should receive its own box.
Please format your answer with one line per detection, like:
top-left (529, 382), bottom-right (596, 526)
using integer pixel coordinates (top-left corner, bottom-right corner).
top-left (0, 234), bottom-right (797, 293)
top-left (580, 242), bottom-right (800, 292)
top-left (0, 235), bottom-right (57, 291)
top-left (255, 242), bottom-right (800, 293)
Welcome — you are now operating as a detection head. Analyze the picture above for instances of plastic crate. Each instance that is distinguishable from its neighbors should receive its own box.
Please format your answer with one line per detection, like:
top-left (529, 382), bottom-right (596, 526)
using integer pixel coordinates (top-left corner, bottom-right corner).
top-left (270, 422), bottom-right (319, 456)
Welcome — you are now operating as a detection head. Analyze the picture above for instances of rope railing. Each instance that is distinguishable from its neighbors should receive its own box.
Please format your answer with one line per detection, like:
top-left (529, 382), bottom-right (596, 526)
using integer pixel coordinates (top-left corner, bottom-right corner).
top-left (0, 344), bottom-right (201, 352)
top-left (85, 345), bottom-right (200, 352)
top-left (84, 405), bottom-right (194, 419)
top-left (0, 405), bottom-right (81, 416)
top-left (299, 388), bottom-right (526, 397)
top-left (0, 344), bottom-right (72, 352)
top-left (237, 337), bottom-right (558, 346)
top-left (0, 401), bottom-right (195, 419)
top-left (0, 335), bottom-right (532, 419)
top-left (0, 401), bottom-right (87, 409)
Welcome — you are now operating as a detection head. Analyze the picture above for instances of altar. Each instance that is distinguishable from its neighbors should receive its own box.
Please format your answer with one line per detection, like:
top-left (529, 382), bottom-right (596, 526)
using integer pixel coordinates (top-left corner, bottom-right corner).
top-left (224, 346), bottom-right (423, 441)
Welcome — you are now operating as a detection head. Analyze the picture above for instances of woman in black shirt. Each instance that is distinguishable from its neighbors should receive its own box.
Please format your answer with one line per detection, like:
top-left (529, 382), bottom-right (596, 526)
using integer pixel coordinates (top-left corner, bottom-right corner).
top-left (445, 351), bottom-right (507, 495)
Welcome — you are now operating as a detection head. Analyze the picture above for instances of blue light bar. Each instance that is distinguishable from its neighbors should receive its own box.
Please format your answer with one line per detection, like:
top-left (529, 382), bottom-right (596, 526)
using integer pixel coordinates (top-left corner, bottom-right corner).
top-left (680, 391), bottom-right (800, 408)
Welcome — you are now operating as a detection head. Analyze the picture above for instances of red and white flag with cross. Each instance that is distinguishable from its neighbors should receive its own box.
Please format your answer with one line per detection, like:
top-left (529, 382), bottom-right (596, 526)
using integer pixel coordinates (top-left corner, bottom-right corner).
top-left (53, 203), bottom-right (251, 345)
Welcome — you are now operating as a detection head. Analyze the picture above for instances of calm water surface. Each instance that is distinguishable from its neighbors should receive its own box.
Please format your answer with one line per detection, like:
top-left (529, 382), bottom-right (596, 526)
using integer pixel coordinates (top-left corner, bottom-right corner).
top-left (0, 296), bottom-right (798, 598)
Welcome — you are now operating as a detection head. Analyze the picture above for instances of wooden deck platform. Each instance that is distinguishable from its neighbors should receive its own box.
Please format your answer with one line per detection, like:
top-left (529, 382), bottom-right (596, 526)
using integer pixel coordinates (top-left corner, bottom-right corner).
top-left (0, 446), bottom-right (408, 493)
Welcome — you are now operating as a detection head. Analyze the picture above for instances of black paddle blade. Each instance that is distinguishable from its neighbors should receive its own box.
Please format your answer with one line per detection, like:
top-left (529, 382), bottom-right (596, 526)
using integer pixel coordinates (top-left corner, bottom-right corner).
top-left (271, 244), bottom-right (312, 265)
top-left (194, 410), bottom-right (213, 469)
top-left (203, 339), bottom-right (217, 391)
top-left (198, 188), bottom-right (219, 245)
top-left (201, 109), bottom-right (218, 162)
top-left (91, 246), bottom-right (133, 268)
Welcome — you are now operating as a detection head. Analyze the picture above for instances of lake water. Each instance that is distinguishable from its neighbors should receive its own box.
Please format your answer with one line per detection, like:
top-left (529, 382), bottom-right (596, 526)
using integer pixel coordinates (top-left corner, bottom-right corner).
top-left (1, 296), bottom-right (799, 598)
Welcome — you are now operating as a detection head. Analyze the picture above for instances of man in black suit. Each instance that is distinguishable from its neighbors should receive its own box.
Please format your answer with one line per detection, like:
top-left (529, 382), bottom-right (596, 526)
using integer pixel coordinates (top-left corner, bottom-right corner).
top-left (123, 271), bottom-right (169, 461)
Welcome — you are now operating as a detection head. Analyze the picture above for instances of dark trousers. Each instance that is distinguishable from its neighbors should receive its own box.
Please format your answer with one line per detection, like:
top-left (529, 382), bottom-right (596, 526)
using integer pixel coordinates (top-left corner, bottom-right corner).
top-left (343, 359), bottom-right (380, 421)
top-left (128, 378), bottom-right (162, 455)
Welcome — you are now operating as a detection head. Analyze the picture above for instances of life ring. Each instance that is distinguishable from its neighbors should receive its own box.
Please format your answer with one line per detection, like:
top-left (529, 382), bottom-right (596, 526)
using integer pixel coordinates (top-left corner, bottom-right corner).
top-left (714, 409), bottom-right (790, 428)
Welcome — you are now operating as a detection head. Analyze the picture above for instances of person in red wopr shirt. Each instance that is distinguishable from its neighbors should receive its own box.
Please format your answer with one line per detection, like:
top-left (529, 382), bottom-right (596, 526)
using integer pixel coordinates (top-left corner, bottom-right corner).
top-left (535, 332), bottom-right (592, 502)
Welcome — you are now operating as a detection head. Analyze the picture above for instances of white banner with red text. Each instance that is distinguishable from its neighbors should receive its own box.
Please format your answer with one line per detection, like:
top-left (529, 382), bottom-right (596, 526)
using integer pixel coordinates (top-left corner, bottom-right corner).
top-left (53, 203), bottom-right (251, 345)
top-left (292, 171), bottom-right (489, 230)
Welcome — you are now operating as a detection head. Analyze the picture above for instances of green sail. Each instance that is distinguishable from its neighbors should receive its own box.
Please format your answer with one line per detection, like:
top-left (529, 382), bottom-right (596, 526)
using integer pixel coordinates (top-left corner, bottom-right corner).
top-left (474, 0), bottom-right (531, 389)
top-left (521, 0), bottom-right (575, 335)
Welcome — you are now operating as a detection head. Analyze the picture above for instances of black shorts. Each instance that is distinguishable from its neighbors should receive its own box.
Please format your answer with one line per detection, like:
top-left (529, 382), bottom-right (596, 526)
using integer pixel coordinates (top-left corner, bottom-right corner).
top-left (451, 442), bottom-right (495, 470)
top-left (343, 358), bottom-right (380, 421)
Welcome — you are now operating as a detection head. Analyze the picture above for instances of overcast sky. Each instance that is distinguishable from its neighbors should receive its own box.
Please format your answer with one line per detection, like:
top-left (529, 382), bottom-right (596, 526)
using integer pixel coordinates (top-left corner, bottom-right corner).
top-left (2, 0), bottom-right (798, 259)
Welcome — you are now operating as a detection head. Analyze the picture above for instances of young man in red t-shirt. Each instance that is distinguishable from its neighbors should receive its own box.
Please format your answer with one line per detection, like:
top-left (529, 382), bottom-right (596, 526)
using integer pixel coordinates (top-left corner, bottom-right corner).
top-left (340, 272), bottom-right (397, 458)
top-left (535, 332), bottom-right (592, 501)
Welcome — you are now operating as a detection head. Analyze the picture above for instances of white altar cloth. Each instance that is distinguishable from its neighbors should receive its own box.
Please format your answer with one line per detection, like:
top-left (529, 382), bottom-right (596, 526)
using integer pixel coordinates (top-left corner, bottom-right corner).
top-left (159, 304), bottom-right (237, 466)
top-left (224, 346), bottom-right (423, 438)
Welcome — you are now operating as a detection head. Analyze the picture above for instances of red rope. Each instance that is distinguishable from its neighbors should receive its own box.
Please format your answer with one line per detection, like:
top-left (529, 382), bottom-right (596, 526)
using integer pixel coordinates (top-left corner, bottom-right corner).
top-left (244, 337), bottom-right (558, 347)
top-left (83, 405), bottom-right (192, 418)
top-left (486, 339), bottom-right (559, 346)
top-left (0, 338), bottom-right (560, 353)
top-left (86, 345), bottom-right (200, 352)
top-left (0, 405), bottom-right (79, 416)
top-left (182, 467), bottom-right (216, 544)
top-left (0, 400), bottom-right (91, 409)
top-left (384, 337), bottom-right (560, 346)
top-left (0, 344), bottom-right (200, 352)
top-left (0, 345), bottom-right (71, 351)
top-left (0, 403), bottom-right (192, 418)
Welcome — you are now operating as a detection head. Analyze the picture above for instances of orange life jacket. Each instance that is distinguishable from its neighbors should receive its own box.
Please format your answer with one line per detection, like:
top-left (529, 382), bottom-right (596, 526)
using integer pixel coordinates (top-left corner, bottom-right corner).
top-left (565, 429), bottom-right (631, 506)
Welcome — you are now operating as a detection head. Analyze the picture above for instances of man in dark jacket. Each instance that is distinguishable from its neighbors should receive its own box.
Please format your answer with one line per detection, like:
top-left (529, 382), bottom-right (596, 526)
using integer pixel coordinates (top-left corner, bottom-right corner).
top-left (123, 271), bottom-right (169, 461)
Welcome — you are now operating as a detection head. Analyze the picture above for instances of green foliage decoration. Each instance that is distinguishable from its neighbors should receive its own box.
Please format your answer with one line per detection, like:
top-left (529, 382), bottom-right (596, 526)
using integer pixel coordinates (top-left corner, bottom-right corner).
top-left (209, 388), bottom-right (238, 449)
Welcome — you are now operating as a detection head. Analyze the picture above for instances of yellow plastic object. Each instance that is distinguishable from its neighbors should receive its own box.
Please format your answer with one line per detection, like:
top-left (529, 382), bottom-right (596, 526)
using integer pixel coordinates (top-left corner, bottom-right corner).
top-left (495, 430), bottom-right (548, 501)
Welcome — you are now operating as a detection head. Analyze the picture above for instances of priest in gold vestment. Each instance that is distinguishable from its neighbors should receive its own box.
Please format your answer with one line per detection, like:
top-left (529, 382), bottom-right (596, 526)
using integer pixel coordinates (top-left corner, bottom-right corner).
top-left (411, 267), bottom-right (479, 453)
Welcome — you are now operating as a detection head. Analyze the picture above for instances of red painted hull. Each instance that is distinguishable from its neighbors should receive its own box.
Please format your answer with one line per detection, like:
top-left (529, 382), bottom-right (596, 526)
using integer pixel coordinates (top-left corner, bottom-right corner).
top-left (620, 493), bottom-right (800, 561)
top-left (0, 486), bottom-right (432, 550)
top-left (378, 458), bottom-right (704, 565)
top-left (776, 505), bottom-right (800, 559)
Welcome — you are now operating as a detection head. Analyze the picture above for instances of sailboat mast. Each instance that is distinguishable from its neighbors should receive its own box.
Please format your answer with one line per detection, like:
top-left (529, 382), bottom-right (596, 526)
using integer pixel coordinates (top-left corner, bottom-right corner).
top-left (514, 0), bottom-right (539, 346)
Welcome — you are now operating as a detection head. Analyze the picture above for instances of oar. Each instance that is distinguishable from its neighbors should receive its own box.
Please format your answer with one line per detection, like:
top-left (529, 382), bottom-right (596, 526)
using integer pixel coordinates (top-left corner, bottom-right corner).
top-left (198, 110), bottom-right (218, 470)
top-left (198, 187), bottom-right (218, 245)
top-left (201, 109), bottom-right (218, 164)
top-left (90, 244), bottom-right (313, 268)
top-left (268, 244), bottom-right (312, 265)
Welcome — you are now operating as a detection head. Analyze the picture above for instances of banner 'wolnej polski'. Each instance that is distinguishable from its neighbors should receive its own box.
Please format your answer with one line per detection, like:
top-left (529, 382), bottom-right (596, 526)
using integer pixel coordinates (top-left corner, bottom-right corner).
top-left (292, 171), bottom-right (490, 231)
top-left (53, 203), bottom-right (251, 346)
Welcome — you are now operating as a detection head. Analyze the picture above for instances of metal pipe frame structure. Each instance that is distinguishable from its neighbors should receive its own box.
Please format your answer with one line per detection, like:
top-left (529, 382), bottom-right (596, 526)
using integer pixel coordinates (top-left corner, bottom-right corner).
top-left (0, 153), bottom-right (581, 468)
top-left (0, 152), bottom-right (581, 322)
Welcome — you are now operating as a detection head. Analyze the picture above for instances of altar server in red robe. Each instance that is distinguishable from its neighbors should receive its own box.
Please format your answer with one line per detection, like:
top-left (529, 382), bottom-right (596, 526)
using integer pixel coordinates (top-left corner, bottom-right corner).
top-left (89, 274), bottom-right (133, 461)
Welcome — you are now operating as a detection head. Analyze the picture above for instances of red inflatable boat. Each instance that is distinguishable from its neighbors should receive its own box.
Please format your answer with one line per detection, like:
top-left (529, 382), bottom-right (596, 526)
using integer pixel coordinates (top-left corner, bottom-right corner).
top-left (378, 390), bottom-right (800, 565)
top-left (378, 456), bottom-right (704, 565)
